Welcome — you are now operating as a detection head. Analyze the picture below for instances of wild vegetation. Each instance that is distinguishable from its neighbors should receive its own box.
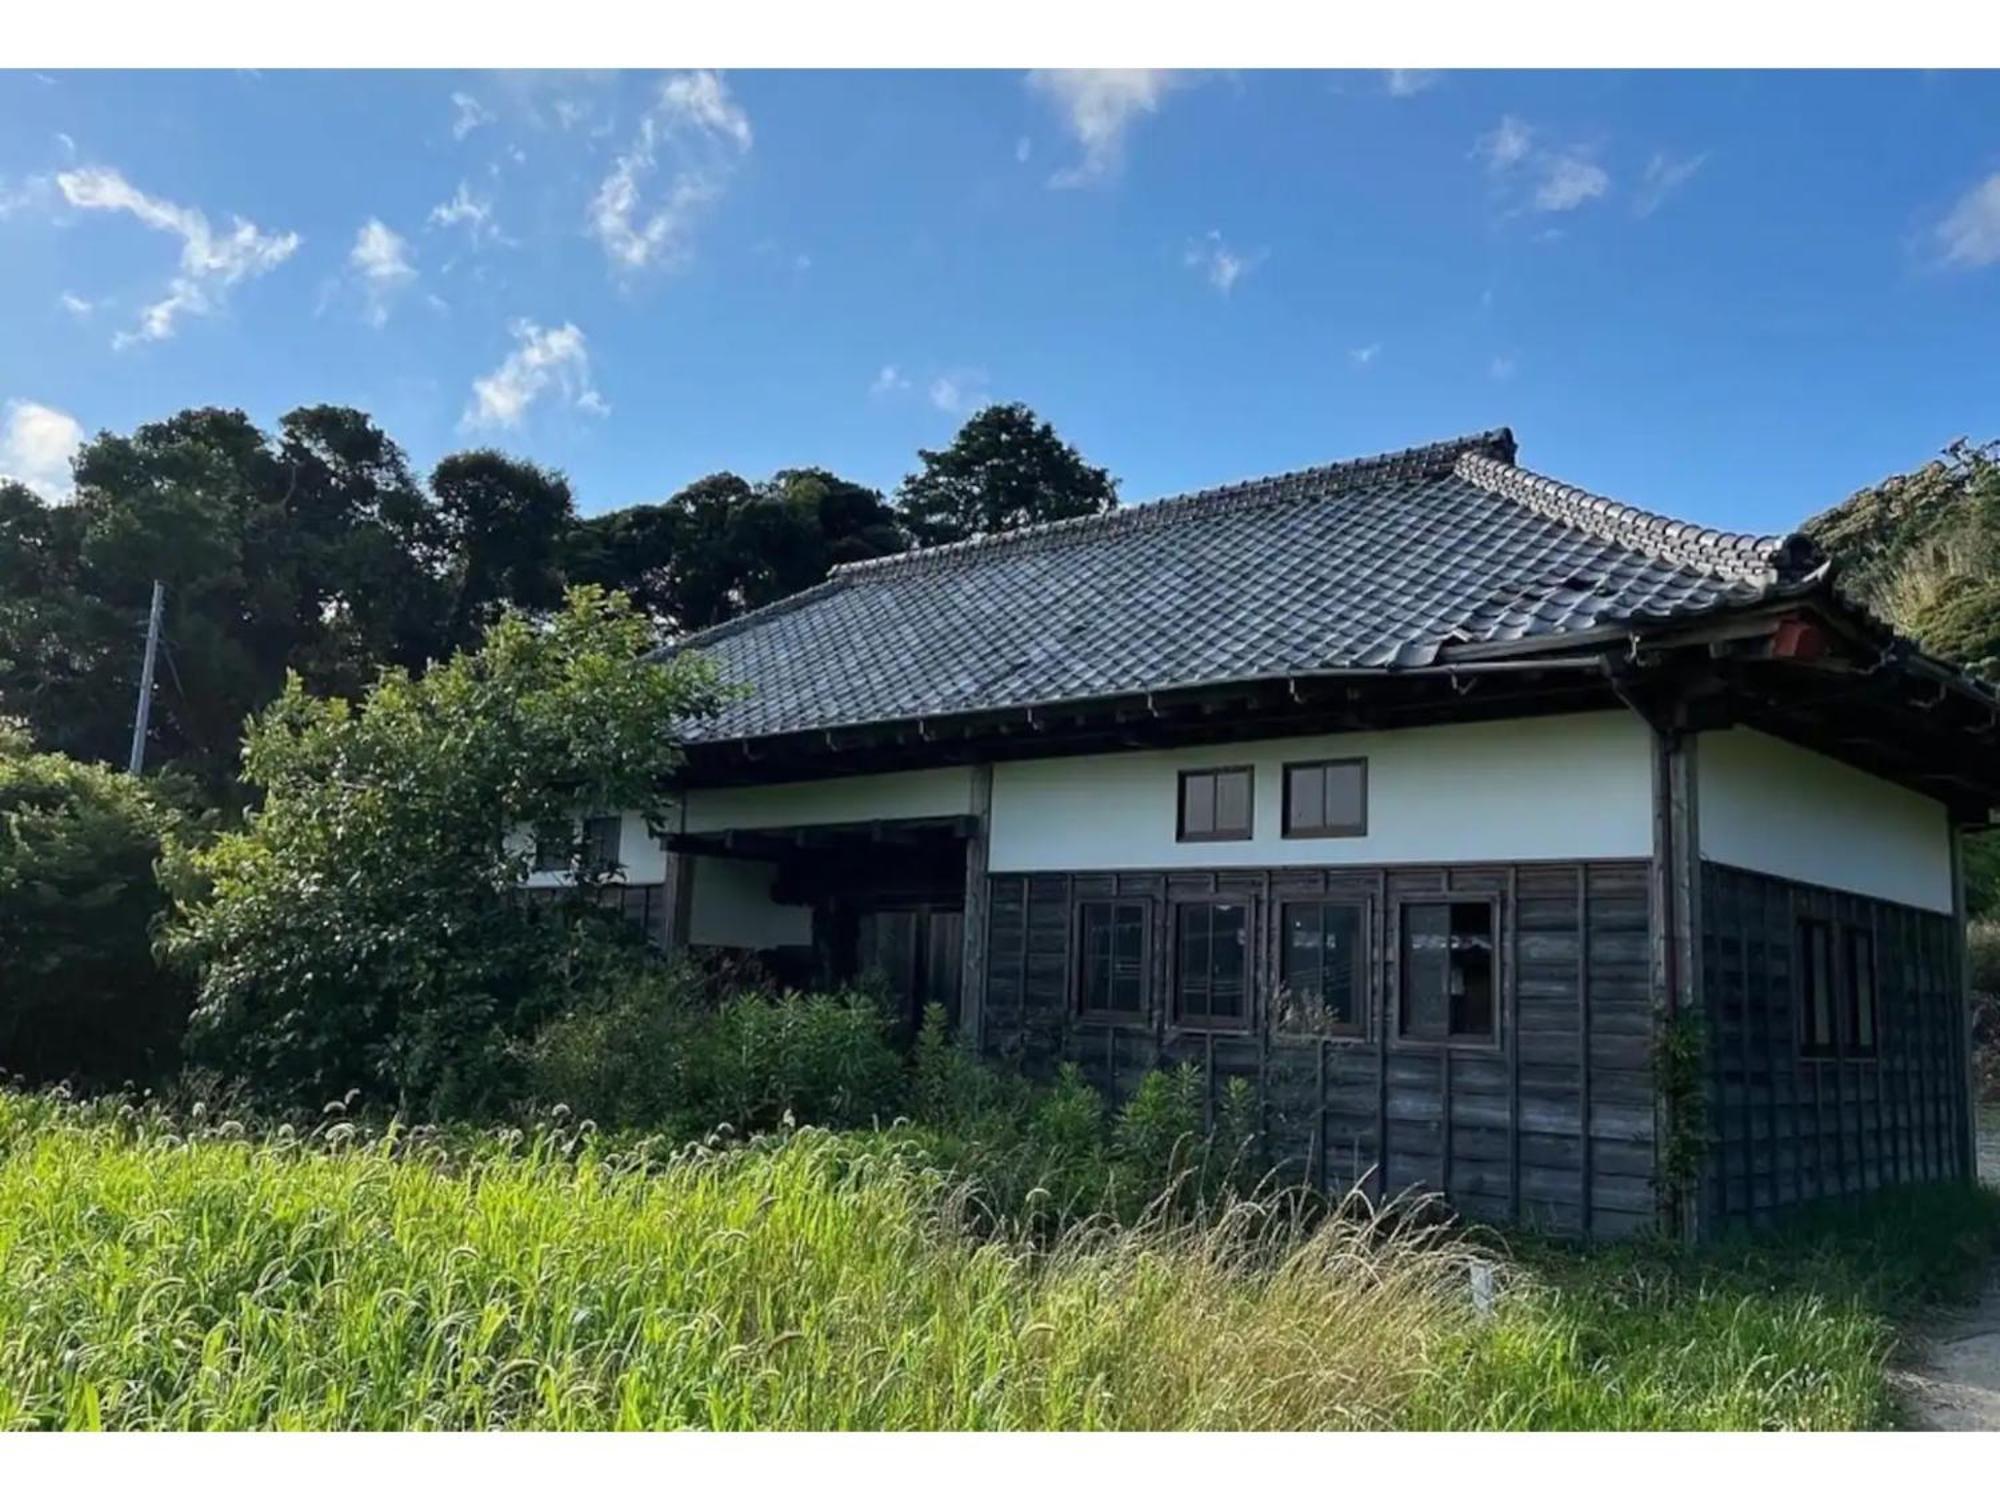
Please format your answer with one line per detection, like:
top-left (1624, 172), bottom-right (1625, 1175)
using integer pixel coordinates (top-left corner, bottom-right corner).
top-left (1, 1085), bottom-right (1995, 1431)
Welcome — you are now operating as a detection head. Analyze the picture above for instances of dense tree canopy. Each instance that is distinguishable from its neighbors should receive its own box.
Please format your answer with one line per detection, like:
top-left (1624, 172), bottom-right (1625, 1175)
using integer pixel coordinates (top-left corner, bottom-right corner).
top-left (892, 403), bottom-right (1119, 547)
top-left (0, 400), bottom-right (1106, 787)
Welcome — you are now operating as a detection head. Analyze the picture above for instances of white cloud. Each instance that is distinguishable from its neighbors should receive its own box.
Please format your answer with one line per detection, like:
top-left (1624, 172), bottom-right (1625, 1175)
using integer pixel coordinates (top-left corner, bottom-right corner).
top-left (1027, 69), bottom-right (1183, 187)
top-left (1384, 70), bottom-right (1440, 98)
top-left (1476, 115), bottom-right (1534, 171)
top-left (589, 70), bottom-right (752, 272)
top-left (56, 166), bottom-right (299, 346)
top-left (0, 399), bottom-right (84, 501)
top-left (1489, 354), bottom-right (1518, 381)
top-left (450, 91), bottom-right (494, 141)
top-left (870, 364), bottom-right (911, 396)
top-left (348, 218), bottom-right (415, 327)
top-left (1015, 135), bottom-right (1032, 164)
top-left (1937, 172), bottom-right (2000, 270)
top-left (1534, 151), bottom-right (1609, 212)
top-left (1349, 343), bottom-right (1381, 368)
top-left (58, 291), bottom-right (92, 317)
top-left (428, 181), bottom-right (507, 247)
top-left (462, 319), bottom-right (607, 431)
top-left (927, 369), bottom-right (990, 415)
top-left (1633, 150), bottom-right (1708, 218)
top-left (0, 174), bottom-right (53, 218)
top-left (1183, 230), bottom-right (1261, 294)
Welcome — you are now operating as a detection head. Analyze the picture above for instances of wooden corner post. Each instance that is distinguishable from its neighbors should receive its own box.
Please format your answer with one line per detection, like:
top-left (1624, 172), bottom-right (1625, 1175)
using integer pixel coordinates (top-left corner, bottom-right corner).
top-left (960, 764), bottom-right (994, 1051)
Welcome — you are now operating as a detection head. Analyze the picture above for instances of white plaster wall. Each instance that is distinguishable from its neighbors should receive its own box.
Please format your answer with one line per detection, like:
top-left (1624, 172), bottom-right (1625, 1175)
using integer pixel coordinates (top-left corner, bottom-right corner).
top-left (515, 810), bottom-right (668, 889)
top-left (687, 855), bottom-right (813, 949)
top-left (682, 765), bottom-right (977, 833)
top-left (987, 711), bottom-right (1655, 873)
top-left (1697, 728), bottom-right (1953, 913)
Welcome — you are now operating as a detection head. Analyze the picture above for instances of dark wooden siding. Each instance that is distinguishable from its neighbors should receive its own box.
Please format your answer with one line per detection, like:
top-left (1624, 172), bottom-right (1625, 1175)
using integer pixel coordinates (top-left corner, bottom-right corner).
top-left (1698, 861), bottom-right (1970, 1231)
top-left (981, 860), bottom-right (1659, 1238)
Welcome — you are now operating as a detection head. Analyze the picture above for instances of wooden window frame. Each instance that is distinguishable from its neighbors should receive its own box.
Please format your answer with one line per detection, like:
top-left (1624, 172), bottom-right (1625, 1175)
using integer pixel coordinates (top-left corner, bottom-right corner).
top-left (1176, 766), bottom-right (1255, 844)
top-left (1275, 898), bottom-right (1369, 1040)
top-left (1797, 916), bottom-right (1838, 1060)
top-left (531, 820), bottom-right (573, 873)
top-left (1391, 894), bottom-right (1503, 1050)
top-left (581, 814), bottom-right (623, 875)
top-left (1842, 922), bottom-right (1879, 1061)
top-left (1072, 897), bottom-right (1153, 1024)
top-left (1281, 757), bottom-right (1368, 840)
top-left (1169, 895), bottom-right (1257, 1034)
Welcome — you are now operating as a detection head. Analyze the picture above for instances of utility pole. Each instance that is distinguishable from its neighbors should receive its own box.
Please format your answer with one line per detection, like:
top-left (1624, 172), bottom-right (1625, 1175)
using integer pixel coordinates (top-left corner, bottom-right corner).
top-left (127, 580), bottom-right (164, 776)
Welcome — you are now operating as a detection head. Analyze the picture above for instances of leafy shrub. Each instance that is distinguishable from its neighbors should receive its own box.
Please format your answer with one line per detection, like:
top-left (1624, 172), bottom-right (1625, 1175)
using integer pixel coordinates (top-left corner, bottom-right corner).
top-left (0, 724), bottom-right (187, 1084)
top-left (162, 589), bottom-right (722, 1116)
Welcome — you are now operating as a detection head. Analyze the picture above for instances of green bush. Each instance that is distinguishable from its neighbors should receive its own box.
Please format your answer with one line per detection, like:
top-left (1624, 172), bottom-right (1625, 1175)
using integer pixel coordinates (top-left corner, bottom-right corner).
top-left (0, 723), bottom-right (187, 1084)
top-left (524, 969), bottom-right (906, 1136)
top-left (162, 589), bottom-right (723, 1116)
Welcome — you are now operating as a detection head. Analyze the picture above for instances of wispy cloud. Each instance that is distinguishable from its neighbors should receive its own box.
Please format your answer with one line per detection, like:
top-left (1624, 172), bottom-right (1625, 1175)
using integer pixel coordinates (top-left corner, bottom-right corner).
top-left (56, 166), bottom-right (299, 346)
top-left (1349, 343), bottom-right (1381, 368)
top-left (927, 369), bottom-right (991, 415)
top-left (1182, 230), bottom-right (1262, 294)
top-left (57, 291), bottom-right (93, 318)
top-left (1384, 70), bottom-right (1440, 98)
top-left (1027, 70), bottom-right (1184, 187)
top-left (1936, 171), bottom-right (2000, 270)
top-left (428, 181), bottom-right (508, 248)
top-left (450, 91), bottom-right (494, 141)
top-left (590, 70), bottom-right (752, 273)
top-left (1633, 150), bottom-right (1708, 218)
top-left (462, 319), bottom-right (607, 431)
top-left (0, 398), bottom-right (84, 501)
top-left (869, 364), bottom-right (910, 396)
top-left (1476, 117), bottom-right (1609, 215)
top-left (1489, 354), bottom-right (1518, 381)
top-left (348, 218), bottom-right (415, 327)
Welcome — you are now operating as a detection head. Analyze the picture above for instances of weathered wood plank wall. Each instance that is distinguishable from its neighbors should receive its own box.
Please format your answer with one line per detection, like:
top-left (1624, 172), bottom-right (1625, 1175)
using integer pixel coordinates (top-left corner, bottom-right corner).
top-left (981, 859), bottom-right (1659, 1238)
top-left (1697, 861), bottom-right (1969, 1230)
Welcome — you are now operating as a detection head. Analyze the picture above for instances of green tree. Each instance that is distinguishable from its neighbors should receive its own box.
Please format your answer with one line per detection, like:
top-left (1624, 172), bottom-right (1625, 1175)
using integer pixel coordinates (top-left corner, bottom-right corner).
top-left (162, 589), bottom-right (724, 1113)
top-left (0, 722), bottom-right (187, 1083)
top-left (434, 450), bottom-right (577, 651)
top-left (892, 403), bottom-right (1118, 548)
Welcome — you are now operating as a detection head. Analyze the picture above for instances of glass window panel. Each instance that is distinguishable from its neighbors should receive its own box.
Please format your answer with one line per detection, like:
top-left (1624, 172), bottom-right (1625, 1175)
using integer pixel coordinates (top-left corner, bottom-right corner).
top-left (1211, 903), bottom-right (1247, 1017)
top-left (1400, 901), bottom-right (1493, 1041)
top-left (1448, 902), bottom-right (1495, 1038)
top-left (582, 815), bottom-right (622, 872)
top-left (1323, 763), bottom-right (1366, 832)
top-left (1847, 928), bottom-right (1876, 1056)
top-left (1181, 773), bottom-right (1215, 837)
top-left (1280, 902), bottom-right (1363, 1034)
top-left (1215, 771), bottom-right (1251, 837)
top-left (1400, 904), bottom-right (1451, 1039)
top-left (1080, 901), bottom-right (1147, 1015)
top-left (1287, 764), bottom-right (1324, 834)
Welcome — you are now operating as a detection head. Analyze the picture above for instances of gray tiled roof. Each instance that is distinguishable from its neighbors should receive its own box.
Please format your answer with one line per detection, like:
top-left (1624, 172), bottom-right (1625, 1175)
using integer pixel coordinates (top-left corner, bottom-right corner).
top-left (675, 429), bottom-right (1823, 743)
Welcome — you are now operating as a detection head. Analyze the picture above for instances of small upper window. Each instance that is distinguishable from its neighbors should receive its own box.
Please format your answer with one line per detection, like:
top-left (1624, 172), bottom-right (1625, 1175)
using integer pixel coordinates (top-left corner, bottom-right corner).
top-left (1178, 767), bottom-right (1253, 842)
top-left (1078, 900), bottom-right (1149, 1017)
top-left (582, 814), bottom-right (623, 874)
top-left (1398, 899), bottom-right (1498, 1043)
top-left (1174, 900), bottom-right (1252, 1029)
top-left (1278, 901), bottom-right (1365, 1036)
top-left (1844, 925), bottom-right (1877, 1058)
top-left (531, 821), bottom-right (572, 873)
top-left (1799, 918), bottom-right (1836, 1058)
top-left (1283, 759), bottom-right (1367, 839)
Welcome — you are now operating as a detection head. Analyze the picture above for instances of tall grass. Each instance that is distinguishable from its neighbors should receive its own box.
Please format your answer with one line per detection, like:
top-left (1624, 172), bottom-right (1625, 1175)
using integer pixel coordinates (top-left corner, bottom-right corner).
top-left (2, 1089), bottom-right (1994, 1431)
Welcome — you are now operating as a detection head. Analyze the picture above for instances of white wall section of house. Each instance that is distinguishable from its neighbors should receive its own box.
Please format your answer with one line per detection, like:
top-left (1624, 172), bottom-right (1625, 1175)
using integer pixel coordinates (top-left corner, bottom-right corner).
top-left (986, 710), bottom-right (1654, 873)
top-left (687, 855), bottom-right (813, 948)
top-left (681, 765), bottom-right (977, 833)
top-left (517, 810), bottom-right (667, 888)
top-left (1697, 727), bottom-right (1953, 913)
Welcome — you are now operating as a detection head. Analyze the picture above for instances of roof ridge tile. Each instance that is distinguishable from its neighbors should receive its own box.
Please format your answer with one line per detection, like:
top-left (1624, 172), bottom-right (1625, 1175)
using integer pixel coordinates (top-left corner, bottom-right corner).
top-left (1453, 451), bottom-right (1822, 584)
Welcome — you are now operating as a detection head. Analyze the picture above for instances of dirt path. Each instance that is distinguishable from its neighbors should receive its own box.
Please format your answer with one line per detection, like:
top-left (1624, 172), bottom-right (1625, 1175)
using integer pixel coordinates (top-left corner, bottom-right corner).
top-left (1891, 1111), bottom-right (2000, 1430)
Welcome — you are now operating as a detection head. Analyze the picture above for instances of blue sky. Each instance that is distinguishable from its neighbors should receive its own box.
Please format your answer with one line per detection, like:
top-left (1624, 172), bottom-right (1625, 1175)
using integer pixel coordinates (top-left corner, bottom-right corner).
top-left (2, 68), bottom-right (1997, 535)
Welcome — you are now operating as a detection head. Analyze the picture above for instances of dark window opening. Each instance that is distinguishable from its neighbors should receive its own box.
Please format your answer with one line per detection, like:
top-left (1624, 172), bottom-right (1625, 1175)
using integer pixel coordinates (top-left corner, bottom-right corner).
top-left (1078, 900), bottom-right (1149, 1017)
top-left (1843, 925), bottom-right (1877, 1058)
top-left (1398, 899), bottom-right (1497, 1043)
top-left (1174, 900), bottom-right (1251, 1029)
top-left (1278, 901), bottom-right (1365, 1036)
top-left (582, 815), bottom-right (623, 874)
top-left (531, 821), bottom-right (572, 873)
top-left (1178, 767), bottom-right (1254, 842)
top-left (1799, 918), bottom-right (1837, 1058)
top-left (1283, 758), bottom-right (1367, 838)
